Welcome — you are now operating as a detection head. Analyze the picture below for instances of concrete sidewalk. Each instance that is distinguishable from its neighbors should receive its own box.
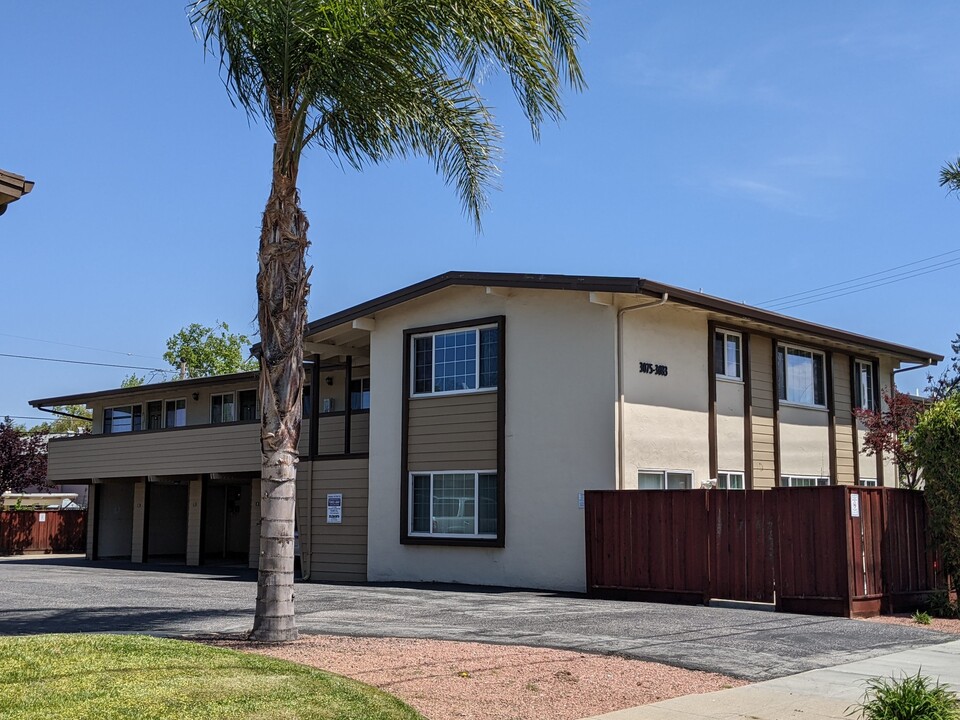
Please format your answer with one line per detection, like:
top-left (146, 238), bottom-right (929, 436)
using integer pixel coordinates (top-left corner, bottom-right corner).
top-left (587, 638), bottom-right (960, 720)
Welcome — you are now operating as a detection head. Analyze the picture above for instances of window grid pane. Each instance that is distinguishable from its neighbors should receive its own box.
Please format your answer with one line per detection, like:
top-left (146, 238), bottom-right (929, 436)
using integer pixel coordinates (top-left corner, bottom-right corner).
top-left (432, 473), bottom-right (476, 534)
top-left (713, 332), bottom-right (725, 375)
top-left (414, 337), bottom-right (433, 394)
top-left (411, 476), bottom-right (431, 533)
top-left (637, 472), bottom-right (665, 490)
top-left (726, 335), bottom-right (741, 378)
top-left (666, 472), bottom-right (692, 490)
top-left (478, 473), bottom-right (498, 535)
top-left (479, 328), bottom-right (499, 388)
top-left (434, 331), bottom-right (477, 393)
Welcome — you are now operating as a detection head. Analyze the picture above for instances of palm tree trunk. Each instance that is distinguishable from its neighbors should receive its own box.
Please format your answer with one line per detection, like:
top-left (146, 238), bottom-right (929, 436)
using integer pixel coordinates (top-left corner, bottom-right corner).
top-left (250, 145), bottom-right (310, 643)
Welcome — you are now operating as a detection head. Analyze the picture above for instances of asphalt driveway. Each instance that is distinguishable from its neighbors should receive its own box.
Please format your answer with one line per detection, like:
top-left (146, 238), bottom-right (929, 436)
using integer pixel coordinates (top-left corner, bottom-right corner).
top-left (0, 556), bottom-right (952, 681)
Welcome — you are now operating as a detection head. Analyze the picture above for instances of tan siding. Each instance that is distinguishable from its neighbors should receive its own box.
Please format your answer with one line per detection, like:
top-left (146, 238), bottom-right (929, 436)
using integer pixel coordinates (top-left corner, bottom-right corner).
top-left (750, 337), bottom-right (776, 488)
top-left (305, 458), bottom-right (369, 581)
top-left (45, 423), bottom-right (261, 481)
top-left (832, 353), bottom-right (856, 485)
top-left (185, 478), bottom-right (202, 566)
top-left (408, 392), bottom-right (497, 471)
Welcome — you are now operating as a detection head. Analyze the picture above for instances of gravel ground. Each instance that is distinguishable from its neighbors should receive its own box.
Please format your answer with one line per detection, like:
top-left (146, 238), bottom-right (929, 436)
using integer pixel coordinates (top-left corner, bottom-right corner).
top-left (215, 635), bottom-right (745, 720)
top-left (863, 614), bottom-right (960, 635)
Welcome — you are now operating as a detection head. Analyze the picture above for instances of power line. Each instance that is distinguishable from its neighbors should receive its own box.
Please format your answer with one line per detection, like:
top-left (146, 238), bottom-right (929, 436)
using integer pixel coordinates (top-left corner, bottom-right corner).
top-left (1, 415), bottom-right (61, 421)
top-left (757, 247), bottom-right (960, 306)
top-left (0, 352), bottom-right (174, 373)
top-left (769, 259), bottom-right (960, 311)
top-left (0, 331), bottom-right (165, 362)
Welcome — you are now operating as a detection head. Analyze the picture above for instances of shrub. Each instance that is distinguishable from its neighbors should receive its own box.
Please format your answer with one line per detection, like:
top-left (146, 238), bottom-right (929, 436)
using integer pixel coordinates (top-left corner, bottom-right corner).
top-left (926, 591), bottom-right (959, 620)
top-left (913, 610), bottom-right (932, 625)
top-left (849, 671), bottom-right (960, 720)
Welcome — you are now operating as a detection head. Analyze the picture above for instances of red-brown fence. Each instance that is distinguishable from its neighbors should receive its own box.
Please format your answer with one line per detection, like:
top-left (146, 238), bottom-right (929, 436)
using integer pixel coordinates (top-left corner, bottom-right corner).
top-left (585, 487), bottom-right (940, 617)
top-left (0, 510), bottom-right (87, 555)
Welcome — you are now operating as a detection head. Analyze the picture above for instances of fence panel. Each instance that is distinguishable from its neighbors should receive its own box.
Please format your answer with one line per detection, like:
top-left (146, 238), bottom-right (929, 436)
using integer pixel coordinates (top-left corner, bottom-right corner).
top-left (882, 490), bottom-right (941, 612)
top-left (709, 490), bottom-right (775, 603)
top-left (0, 511), bottom-right (87, 555)
top-left (585, 490), bottom-right (709, 603)
top-left (847, 487), bottom-right (885, 617)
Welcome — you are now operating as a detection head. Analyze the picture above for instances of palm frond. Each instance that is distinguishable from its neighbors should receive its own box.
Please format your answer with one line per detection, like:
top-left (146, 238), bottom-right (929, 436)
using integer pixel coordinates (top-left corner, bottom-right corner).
top-left (940, 157), bottom-right (960, 195)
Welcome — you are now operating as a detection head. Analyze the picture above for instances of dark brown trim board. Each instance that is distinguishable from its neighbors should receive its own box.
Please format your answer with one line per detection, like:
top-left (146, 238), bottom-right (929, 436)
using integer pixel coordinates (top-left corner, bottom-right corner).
top-left (91, 483), bottom-right (101, 561)
top-left (400, 315), bottom-right (506, 547)
top-left (826, 350), bottom-right (837, 484)
top-left (198, 475), bottom-right (208, 565)
top-left (742, 332), bottom-right (754, 490)
top-left (850, 357), bottom-right (862, 484)
top-left (772, 339), bottom-right (782, 487)
top-left (707, 320), bottom-right (718, 480)
top-left (873, 358), bottom-right (884, 485)
top-left (344, 357), bottom-right (353, 455)
top-left (309, 355), bottom-right (320, 458)
top-left (140, 479), bottom-right (151, 563)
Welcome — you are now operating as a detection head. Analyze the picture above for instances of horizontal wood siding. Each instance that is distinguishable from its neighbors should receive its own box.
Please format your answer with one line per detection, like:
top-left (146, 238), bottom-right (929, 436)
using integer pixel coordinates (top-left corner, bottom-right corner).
top-left (407, 392), bottom-right (497, 471)
top-left (832, 353), bottom-right (856, 485)
top-left (312, 413), bottom-right (370, 456)
top-left (750, 337), bottom-right (776, 488)
top-left (46, 423), bottom-right (261, 481)
top-left (306, 458), bottom-right (368, 582)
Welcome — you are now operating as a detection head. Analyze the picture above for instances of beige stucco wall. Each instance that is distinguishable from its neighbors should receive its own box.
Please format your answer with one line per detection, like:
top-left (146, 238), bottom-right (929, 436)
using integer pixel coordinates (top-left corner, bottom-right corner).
top-left (716, 379), bottom-right (746, 475)
top-left (778, 405), bottom-right (831, 478)
top-left (620, 304), bottom-right (710, 487)
top-left (366, 286), bottom-right (616, 592)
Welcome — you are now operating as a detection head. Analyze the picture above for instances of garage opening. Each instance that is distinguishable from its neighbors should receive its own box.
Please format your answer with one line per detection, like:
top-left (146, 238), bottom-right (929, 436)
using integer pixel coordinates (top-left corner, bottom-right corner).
top-left (146, 481), bottom-right (188, 563)
top-left (96, 482), bottom-right (134, 560)
top-left (203, 480), bottom-right (251, 566)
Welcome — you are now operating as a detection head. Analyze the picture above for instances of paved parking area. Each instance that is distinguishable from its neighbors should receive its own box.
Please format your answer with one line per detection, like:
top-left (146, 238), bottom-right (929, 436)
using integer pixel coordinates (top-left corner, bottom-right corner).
top-left (0, 556), bottom-right (952, 681)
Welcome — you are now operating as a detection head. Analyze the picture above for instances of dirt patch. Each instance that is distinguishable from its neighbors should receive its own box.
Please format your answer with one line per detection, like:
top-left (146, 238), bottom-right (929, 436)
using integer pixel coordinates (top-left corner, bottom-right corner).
top-left (214, 635), bottom-right (745, 720)
top-left (861, 614), bottom-right (960, 635)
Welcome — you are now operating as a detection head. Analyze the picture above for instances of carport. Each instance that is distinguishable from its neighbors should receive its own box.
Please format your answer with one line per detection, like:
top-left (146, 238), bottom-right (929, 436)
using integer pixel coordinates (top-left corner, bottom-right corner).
top-left (144, 480), bottom-right (189, 563)
top-left (202, 476), bottom-right (253, 566)
top-left (92, 481), bottom-right (134, 560)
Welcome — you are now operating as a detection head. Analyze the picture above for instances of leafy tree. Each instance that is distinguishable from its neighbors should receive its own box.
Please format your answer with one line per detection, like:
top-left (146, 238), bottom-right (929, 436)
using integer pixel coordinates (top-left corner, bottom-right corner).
top-left (854, 390), bottom-right (924, 489)
top-left (189, 0), bottom-right (585, 641)
top-left (31, 405), bottom-right (92, 436)
top-left (121, 374), bottom-right (146, 388)
top-left (0, 417), bottom-right (48, 494)
top-left (927, 333), bottom-right (959, 400)
top-left (163, 321), bottom-right (257, 379)
top-left (913, 394), bottom-right (960, 595)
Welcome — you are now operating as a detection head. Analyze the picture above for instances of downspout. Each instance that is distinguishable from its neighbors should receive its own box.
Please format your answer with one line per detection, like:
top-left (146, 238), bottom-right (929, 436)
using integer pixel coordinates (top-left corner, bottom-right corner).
top-left (36, 407), bottom-right (93, 423)
top-left (892, 360), bottom-right (935, 376)
top-left (616, 293), bottom-right (669, 489)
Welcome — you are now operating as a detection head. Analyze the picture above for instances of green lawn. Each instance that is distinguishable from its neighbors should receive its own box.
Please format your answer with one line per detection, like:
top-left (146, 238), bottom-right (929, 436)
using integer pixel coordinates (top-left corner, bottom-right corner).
top-left (0, 634), bottom-right (425, 720)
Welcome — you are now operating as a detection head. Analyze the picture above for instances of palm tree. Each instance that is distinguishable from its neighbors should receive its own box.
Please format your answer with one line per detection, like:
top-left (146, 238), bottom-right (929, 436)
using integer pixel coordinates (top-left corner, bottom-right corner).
top-left (189, 0), bottom-right (586, 642)
top-left (941, 158), bottom-right (960, 194)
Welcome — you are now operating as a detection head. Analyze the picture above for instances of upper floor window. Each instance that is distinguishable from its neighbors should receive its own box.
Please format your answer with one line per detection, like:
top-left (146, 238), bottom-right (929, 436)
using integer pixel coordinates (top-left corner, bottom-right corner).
top-left (350, 377), bottom-right (371, 410)
top-left (777, 344), bottom-right (826, 407)
top-left (104, 405), bottom-right (142, 434)
top-left (165, 399), bottom-right (187, 427)
top-left (714, 330), bottom-right (742, 380)
top-left (238, 389), bottom-right (258, 421)
top-left (211, 393), bottom-right (236, 424)
top-left (412, 325), bottom-right (498, 395)
top-left (854, 360), bottom-right (875, 411)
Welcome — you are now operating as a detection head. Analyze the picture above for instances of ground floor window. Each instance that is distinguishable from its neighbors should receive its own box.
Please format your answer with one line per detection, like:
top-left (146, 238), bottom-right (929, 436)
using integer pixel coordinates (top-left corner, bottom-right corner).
top-left (637, 470), bottom-right (694, 490)
top-left (409, 471), bottom-right (497, 538)
top-left (857, 478), bottom-right (878, 487)
top-left (717, 471), bottom-right (745, 490)
top-left (780, 476), bottom-right (830, 487)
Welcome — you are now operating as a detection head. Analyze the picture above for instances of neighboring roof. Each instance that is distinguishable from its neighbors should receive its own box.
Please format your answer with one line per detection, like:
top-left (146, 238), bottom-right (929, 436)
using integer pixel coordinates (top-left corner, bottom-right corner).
top-left (0, 169), bottom-right (34, 215)
top-left (30, 371), bottom-right (258, 408)
top-left (305, 271), bottom-right (943, 364)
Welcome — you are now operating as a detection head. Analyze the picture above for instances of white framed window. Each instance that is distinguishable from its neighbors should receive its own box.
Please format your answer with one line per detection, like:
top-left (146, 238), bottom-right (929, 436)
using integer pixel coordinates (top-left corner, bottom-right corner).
top-left (854, 360), bottom-right (875, 411)
top-left (714, 330), bottom-right (742, 381)
top-left (103, 405), bottom-right (142, 434)
top-left (211, 393), bottom-right (236, 424)
top-left (717, 471), bottom-right (745, 490)
top-left (780, 475), bottom-right (830, 487)
top-left (165, 398), bottom-right (187, 428)
top-left (777, 344), bottom-right (826, 407)
top-left (857, 478), bottom-right (878, 487)
top-left (637, 469), bottom-right (694, 490)
top-left (408, 471), bottom-right (498, 538)
top-left (412, 325), bottom-right (498, 396)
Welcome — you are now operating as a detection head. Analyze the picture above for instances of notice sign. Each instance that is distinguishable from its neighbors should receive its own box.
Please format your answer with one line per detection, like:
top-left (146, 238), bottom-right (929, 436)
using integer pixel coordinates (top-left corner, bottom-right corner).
top-left (38, 513), bottom-right (46, 523)
top-left (850, 493), bottom-right (861, 518)
top-left (326, 493), bottom-right (343, 524)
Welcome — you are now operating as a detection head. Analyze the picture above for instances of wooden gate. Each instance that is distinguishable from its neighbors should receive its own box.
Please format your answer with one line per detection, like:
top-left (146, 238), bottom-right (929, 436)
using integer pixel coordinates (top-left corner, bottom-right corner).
top-left (0, 510), bottom-right (87, 555)
top-left (585, 487), bottom-right (940, 617)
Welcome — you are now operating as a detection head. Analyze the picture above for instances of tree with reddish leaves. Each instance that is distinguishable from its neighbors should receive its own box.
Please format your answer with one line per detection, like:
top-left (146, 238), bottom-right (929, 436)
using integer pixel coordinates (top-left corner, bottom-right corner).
top-left (927, 333), bottom-right (960, 401)
top-left (0, 417), bottom-right (48, 494)
top-left (854, 390), bottom-right (924, 489)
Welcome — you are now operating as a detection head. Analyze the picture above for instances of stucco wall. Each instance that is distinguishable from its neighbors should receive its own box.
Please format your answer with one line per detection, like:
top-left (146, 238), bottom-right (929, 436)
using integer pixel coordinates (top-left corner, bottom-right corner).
top-left (366, 286), bottom-right (616, 592)
top-left (620, 304), bottom-right (710, 487)
top-left (778, 405), bottom-right (831, 478)
top-left (716, 379), bottom-right (746, 475)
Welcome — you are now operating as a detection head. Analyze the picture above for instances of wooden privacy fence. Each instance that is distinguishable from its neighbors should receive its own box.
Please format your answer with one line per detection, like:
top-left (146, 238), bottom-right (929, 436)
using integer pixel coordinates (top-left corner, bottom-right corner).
top-left (0, 510), bottom-right (87, 555)
top-left (584, 487), bottom-right (939, 617)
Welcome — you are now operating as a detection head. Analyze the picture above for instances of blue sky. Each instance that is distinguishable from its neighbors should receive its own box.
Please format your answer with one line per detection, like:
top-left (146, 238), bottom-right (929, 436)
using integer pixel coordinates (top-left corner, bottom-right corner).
top-left (2, 2), bottom-right (958, 424)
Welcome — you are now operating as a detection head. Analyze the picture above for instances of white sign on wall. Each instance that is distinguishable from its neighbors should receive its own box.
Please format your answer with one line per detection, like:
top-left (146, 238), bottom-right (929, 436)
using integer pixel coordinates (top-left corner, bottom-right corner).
top-left (326, 493), bottom-right (343, 524)
top-left (850, 493), bottom-right (861, 518)
top-left (38, 513), bottom-right (46, 523)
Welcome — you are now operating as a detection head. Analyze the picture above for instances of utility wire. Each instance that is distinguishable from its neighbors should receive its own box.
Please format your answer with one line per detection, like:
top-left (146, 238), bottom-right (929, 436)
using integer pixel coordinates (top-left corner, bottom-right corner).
top-left (0, 352), bottom-right (174, 373)
top-left (0, 331), bottom-right (165, 362)
top-left (1, 415), bottom-right (62, 422)
top-left (769, 259), bottom-right (960, 311)
top-left (758, 247), bottom-right (960, 306)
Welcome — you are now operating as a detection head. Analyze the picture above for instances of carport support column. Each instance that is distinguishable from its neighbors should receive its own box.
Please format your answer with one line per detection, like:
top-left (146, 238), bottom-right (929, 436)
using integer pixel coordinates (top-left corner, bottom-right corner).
top-left (86, 483), bottom-right (98, 560)
top-left (131, 479), bottom-right (148, 563)
top-left (186, 476), bottom-right (203, 566)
